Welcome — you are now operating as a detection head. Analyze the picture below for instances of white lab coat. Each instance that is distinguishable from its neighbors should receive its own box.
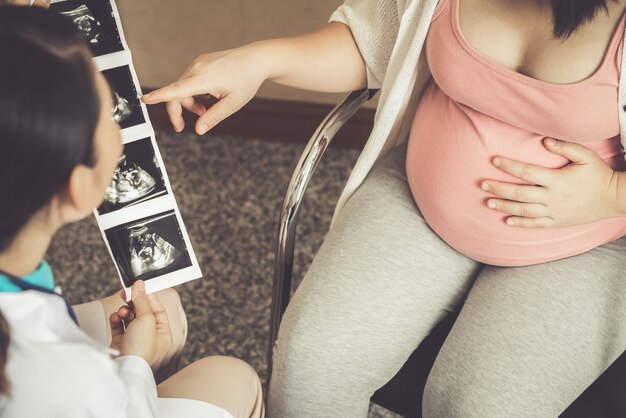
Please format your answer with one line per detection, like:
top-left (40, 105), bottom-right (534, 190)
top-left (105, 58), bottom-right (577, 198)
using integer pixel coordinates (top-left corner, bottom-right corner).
top-left (0, 291), bottom-right (232, 418)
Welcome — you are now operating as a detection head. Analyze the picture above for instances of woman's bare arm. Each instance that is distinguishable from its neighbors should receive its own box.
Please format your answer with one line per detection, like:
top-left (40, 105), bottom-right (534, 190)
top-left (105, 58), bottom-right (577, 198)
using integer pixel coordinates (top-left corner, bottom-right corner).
top-left (142, 22), bottom-right (367, 134)
top-left (261, 22), bottom-right (367, 93)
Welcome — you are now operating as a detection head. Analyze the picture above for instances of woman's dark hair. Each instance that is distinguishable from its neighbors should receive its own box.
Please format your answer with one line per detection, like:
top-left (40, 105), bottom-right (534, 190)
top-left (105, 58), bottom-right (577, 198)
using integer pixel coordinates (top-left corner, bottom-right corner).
top-left (552, 0), bottom-right (619, 38)
top-left (0, 6), bottom-right (99, 251)
top-left (0, 5), bottom-right (100, 394)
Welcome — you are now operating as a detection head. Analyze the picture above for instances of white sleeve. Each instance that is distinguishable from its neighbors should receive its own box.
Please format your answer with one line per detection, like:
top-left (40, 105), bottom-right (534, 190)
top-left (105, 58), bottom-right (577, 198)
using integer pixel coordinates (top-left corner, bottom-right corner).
top-left (110, 355), bottom-right (158, 418)
top-left (329, 0), bottom-right (403, 89)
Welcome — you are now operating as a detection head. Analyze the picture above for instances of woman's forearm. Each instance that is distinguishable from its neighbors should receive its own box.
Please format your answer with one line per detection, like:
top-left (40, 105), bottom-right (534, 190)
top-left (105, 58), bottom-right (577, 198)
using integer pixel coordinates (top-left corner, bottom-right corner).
top-left (251, 22), bottom-right (368, 93)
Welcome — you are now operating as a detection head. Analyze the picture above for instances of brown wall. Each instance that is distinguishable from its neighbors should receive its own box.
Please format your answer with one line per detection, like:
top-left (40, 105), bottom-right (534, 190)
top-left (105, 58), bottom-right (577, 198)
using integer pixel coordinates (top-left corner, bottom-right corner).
top-left (116, 0), bottom-right (354, 105)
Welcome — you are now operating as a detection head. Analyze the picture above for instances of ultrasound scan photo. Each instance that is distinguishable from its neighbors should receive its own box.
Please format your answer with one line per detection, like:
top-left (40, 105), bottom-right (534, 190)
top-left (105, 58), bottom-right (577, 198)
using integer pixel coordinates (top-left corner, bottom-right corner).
top-left (101, 65), bottom-right (146, 129)
top-left (98, 138), bottom-right (167, 215)
top-left (50, 0), bottom-right (124, 56)
top-left (105, 211), bottom-right (192, 287)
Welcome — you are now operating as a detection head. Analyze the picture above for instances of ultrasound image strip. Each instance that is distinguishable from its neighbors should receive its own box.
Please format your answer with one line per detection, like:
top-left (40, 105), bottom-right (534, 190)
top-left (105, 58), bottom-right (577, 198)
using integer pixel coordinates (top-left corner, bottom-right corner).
top-left (50, 0), bottom-right (203, 292)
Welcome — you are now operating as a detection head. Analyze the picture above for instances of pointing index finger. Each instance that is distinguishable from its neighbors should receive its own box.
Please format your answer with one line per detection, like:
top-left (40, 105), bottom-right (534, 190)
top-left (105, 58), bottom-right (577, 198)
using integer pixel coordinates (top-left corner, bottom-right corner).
top-left (142, 78), bottom-right (205, 104)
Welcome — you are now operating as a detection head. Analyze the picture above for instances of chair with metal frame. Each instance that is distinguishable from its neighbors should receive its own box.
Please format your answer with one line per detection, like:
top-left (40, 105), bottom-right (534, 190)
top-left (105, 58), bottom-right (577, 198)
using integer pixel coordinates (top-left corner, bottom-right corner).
top-left (266, 88), bottom-right (459, 418)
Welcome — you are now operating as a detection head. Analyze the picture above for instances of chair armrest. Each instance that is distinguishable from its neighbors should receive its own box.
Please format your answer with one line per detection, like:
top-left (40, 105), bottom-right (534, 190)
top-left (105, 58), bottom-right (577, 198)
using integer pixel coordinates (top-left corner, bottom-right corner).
top-left (267, 88), bottom-right (377, 379)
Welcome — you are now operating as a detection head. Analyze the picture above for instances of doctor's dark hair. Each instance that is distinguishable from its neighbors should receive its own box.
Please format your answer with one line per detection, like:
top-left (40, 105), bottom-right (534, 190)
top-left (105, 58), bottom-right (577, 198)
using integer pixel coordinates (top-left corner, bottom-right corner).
top-left (0, 6), bottom-right (99, 253)
top-left (0, 6), bottom-right (100, 395)
top-left (552, 0), bottom-right (619, 38)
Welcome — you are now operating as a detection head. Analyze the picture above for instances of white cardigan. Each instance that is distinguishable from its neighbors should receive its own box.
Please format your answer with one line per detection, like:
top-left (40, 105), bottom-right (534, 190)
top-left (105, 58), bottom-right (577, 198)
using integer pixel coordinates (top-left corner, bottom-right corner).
top-left (0, 291), bottom-right (232, 418)
top-left (329, 0), bottom-right (626, 221)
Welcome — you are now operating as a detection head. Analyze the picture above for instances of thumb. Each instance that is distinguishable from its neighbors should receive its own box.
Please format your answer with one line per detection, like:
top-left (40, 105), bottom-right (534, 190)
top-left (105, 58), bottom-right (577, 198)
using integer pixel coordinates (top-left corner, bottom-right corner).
top-left (129, 280), bottom-right (154, 319)
top-left (195, 94), bottom-right (240, 135)
top-left (544, 138), bottom-right (593, 164)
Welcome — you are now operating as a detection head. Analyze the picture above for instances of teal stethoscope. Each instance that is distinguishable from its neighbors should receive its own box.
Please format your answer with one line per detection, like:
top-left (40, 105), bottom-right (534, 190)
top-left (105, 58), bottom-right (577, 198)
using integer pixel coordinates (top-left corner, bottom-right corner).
top-left (0, 269), bottom-right (78, 324)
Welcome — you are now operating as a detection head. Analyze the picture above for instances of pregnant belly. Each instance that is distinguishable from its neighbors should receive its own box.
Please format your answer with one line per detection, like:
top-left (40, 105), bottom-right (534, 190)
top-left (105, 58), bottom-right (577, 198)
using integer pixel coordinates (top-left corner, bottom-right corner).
top-left (406, 83), bottom-right (626, 266)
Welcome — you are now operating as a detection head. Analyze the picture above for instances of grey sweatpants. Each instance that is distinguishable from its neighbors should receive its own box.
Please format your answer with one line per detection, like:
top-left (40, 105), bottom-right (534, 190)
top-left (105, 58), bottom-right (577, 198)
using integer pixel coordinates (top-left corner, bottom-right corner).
top-left (268, 145), bottom-right (626, 418)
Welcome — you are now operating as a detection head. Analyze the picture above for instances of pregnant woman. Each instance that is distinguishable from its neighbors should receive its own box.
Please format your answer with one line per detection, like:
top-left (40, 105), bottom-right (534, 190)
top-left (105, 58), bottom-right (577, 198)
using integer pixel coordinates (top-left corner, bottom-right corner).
top-left (145, 0), bottom-right (626, 415)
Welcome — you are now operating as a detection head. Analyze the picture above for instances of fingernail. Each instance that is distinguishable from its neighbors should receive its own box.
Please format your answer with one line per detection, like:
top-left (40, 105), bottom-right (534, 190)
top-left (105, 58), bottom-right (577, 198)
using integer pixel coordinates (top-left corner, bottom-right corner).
top-left (136, 280), bottom-right (145, 292)
top-left (493, 158), bottom-right (502, 167)
top-left (546, 138), bottom-right (557, 147)
top-left (198, 124), bottom-right (208, 134)
top-left (481, 182), bottom-right (490, 191)
top-left (488, 200), bottom-right (496, 209)
top-left (507, 219), bottom-right (515, 226)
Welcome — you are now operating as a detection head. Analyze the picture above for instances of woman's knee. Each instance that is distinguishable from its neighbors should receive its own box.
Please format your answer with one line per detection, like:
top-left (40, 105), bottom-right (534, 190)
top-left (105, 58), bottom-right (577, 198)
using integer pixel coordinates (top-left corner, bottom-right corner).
top-left (159, 356), bottom-right (263, 418)
top-left (270, 310), bottom-right (382, 418)
top-left (270, 297), bottom-right (388, 403)
top-left (155, 288), bottom-right (188, 355)
top-left (422, 352), bottom-right (515, 418)
top-left (423, 359), bottom-right (478, 418)
top-left (200, 356), bottom-right (263, 409)
top-left (271, 293), bottom-right (352, 379)
top-left (149, 288), bottom-right (187, 382)
top-left (270, 304), bottom-right (359, 413)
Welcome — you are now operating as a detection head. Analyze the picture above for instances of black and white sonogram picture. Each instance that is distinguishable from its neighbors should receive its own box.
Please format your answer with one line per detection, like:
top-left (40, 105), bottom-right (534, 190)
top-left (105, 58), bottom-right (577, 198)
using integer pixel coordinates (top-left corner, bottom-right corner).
top-left (102, 65), bottom-right (146, 129)
top-left (98, 138), bottom-right (167, 215)
top-left (105, 211), bottom-right (192, 287)
top-left (50, 0), bottom-right (124, 57)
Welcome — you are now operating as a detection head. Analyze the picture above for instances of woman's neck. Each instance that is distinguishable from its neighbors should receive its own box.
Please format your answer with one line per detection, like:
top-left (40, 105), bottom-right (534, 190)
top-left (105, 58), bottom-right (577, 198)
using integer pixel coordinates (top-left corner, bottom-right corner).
top-left (0, 218), bottom-right (56, 278)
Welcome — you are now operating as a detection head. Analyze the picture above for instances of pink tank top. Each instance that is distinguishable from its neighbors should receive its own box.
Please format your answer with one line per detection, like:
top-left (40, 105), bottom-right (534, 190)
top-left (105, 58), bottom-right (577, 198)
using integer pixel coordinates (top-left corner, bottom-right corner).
top-left (406, 0), bottom-right (626, 266)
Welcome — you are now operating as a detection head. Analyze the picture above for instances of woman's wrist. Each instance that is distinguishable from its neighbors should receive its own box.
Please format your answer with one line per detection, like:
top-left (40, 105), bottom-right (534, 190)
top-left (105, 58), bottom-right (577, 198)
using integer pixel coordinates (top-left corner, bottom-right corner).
top-left (240, 40), bottom-right (281, 83)
top-left (243, 37), bottom-right (322, 88)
